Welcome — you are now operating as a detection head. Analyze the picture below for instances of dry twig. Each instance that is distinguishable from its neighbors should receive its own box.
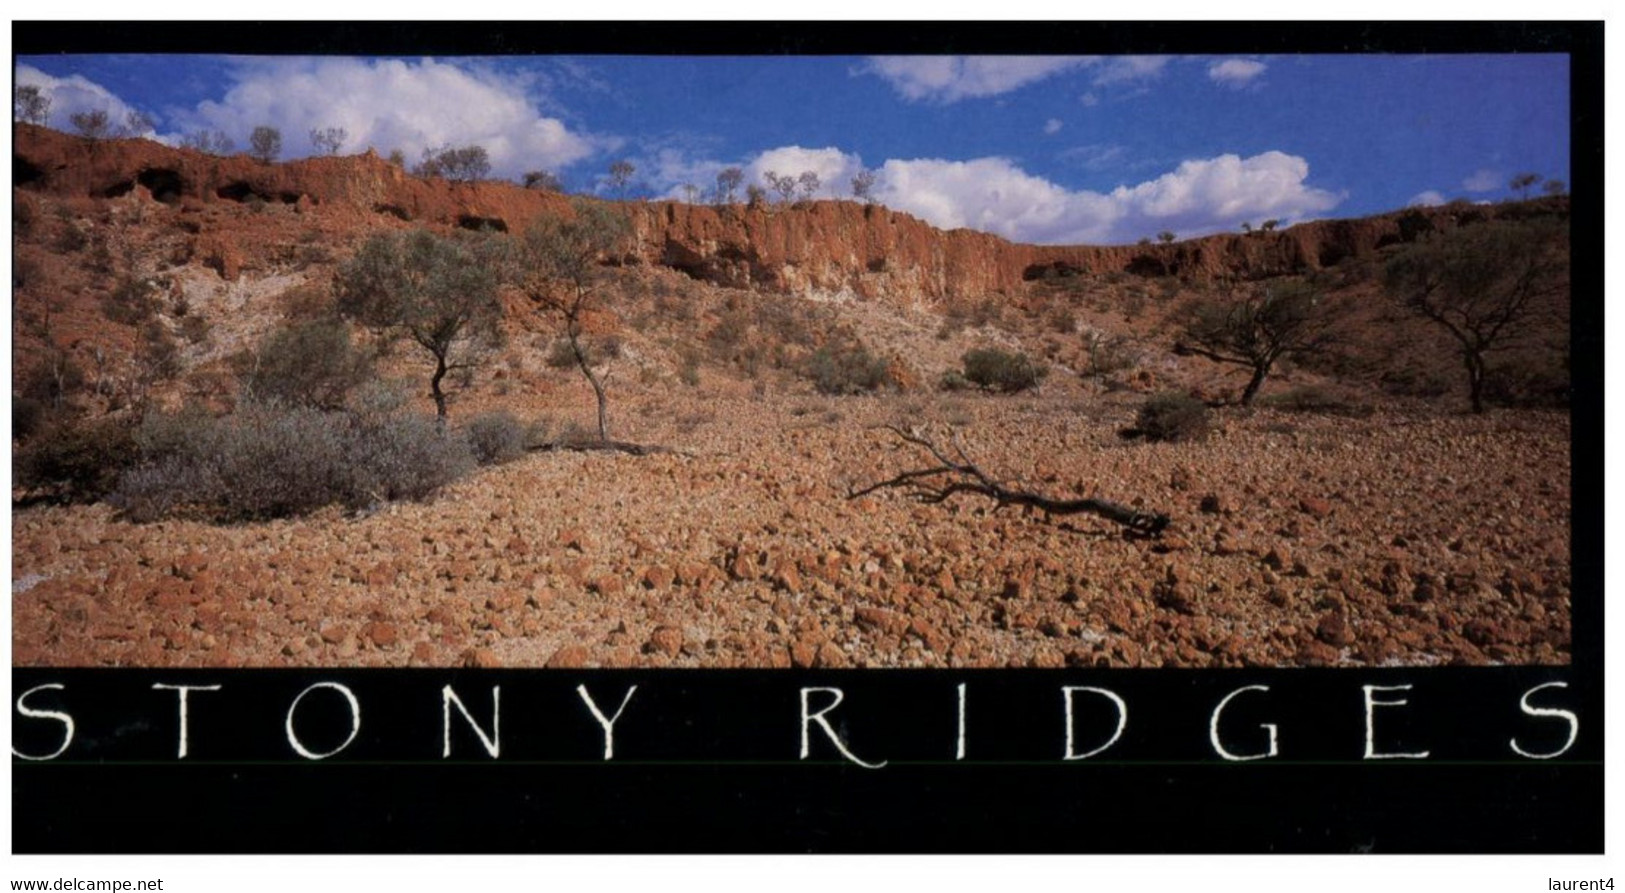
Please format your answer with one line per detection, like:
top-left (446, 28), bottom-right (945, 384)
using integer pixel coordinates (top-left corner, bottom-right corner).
top-left (848, 425), bottom-right (1170, 536)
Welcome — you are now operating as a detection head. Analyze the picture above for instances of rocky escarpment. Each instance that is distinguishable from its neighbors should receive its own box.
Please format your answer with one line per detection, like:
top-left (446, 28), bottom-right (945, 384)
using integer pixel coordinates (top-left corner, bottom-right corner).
top-left (15, 124), bottom-right (1569, 304)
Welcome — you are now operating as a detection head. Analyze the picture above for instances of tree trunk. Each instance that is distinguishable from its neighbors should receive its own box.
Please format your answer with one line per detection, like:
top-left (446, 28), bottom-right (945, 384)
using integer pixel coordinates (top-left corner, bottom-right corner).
top-left (567, 321), bottom-right (610, 443)
top-left (430, 353), bottom-right (449, 422)
top-left (1239, 362), bottom-right (1270, 406)
top-left (1466, 352), bottom-right (1486, 414)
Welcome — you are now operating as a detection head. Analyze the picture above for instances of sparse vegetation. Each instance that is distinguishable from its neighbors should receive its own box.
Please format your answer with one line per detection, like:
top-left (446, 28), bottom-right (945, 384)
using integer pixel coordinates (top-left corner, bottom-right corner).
top-left (334, 229), bottom-right (504, 421)
top-left (15, 84), bottom-right (51, 126)
top-left (414, 145), bottom-right (491, 182)
top-left (510, 198), bottom-right (633, 443)
top-left (805, 337), bottom-right (890, 396)
top-left (249, 126), bottom-right (282, 164)
top-left (464, 410), bottom-right (527, 465)
top-left (234, 316), bottom-right (375, 411)
top-left (961, 347), bottom-right (1047, 393)
top-left (524, 170), bottom-right (564, 191)
top-left (1382, 217), bottom-right (1568, 413)
top-left (1174, 280), bottom-right (1341, 406)
top-left (310, 126), bottom-right (347, 156)
top-left (70, 109), bottom-right (112, 139)
top-left (1134, 392), bottom-right (1210, 442)
top-left (716, 167), bottom-right (743, 205)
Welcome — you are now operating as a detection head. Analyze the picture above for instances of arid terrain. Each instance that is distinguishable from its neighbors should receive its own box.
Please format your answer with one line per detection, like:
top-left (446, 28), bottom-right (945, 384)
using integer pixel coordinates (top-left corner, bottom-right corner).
top-left (11, 124), bottom-right (1574, 668)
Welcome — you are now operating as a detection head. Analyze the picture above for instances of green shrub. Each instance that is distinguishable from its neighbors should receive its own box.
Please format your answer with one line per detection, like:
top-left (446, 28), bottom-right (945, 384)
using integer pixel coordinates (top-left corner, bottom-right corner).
top-left (235, 317), bottom-right (374, 410)
top-left (464, 411), bottom-right (526, 465)
top-left (112, 400), bottom-right (475, 522)
top-left (1135, 392), bottom-right (1210, 443)
top-left (962, 347), bottom-right (1047, 393)
top-left (15, 417), bottom-right (140, 503)
top-left (938, 369), bottom-right (974, 392)
top-left (805, 339), bottom-right (891, 396)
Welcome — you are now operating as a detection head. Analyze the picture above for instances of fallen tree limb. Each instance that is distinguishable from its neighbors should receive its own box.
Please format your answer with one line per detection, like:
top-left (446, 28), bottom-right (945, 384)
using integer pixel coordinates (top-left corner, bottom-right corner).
top-left (529, 439), bottom-right (677, 457)
top-left (848, 425), bottom-right (1170, 536)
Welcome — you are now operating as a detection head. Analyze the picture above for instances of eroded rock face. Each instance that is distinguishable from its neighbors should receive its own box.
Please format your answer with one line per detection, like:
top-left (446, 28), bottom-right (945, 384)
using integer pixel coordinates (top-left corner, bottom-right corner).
top-left (16, 124), bottom-right (1567, 305)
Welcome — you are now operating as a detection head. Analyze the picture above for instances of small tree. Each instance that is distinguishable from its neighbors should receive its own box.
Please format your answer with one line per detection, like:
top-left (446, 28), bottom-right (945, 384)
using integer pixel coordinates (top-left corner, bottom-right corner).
top-left (524, 170), bottom-right (564, 191)
top-left (249, 126), bottom-right (282, 164)
top-left (69, 109), bottom-right (111, 139)
top-left (1382, 218), bottom-right (1567, 413)
top-left (182, 129), bottom-right (234, 155)
top-left (15, 84), bottom-right (51, 126)
top-left (1509, 172), bottom-right (1540, 201)
top-left (765, 170), bottom-right (798, 204)
top-left (1260, 219), bottom-right (1280, 232)
top-left (510, 199), bottom-right (632, 443)
top-left (680, 183), bottom-right (700, 204)
top-left (1173, 280), bottom-right (1340, 405)
top-left (334, 229), bottom-right (504, 421)
top-left (310, 126), bottom-right (347, 156)
top-left (745, 184), bottom-right (768, 208)
top-left (1157, 230), bottom-right (1177, 244)
top-left (1240, 221), bottom-right (1253, 235)
top-left (608, 160), bottom-right (635, 199)
top-left (851, 169), bottom-right (877, 203)
top-left (797, 170), bottom-right (821, 202)
top-left (1542, 179), bottom-right (1567, 197)
top-left (716, 167), bottom-right (744, 204)
top-left (120, 111), bottom-right (155, 137)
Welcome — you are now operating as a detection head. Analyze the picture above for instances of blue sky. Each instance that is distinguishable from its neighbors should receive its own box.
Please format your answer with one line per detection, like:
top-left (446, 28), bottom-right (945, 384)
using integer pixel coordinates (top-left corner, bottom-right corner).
top-left (16, 53), bottom-right (1570, 245)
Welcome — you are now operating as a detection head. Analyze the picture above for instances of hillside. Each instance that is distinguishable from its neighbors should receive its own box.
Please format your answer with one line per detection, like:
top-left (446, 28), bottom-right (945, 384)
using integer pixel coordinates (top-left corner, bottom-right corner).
top-left (11, 125), bottom-right (1574, 670)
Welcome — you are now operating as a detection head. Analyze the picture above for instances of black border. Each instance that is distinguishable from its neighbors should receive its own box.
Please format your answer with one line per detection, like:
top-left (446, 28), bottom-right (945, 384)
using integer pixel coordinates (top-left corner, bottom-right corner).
top-left (10, 21), bottom-right (1604, 854)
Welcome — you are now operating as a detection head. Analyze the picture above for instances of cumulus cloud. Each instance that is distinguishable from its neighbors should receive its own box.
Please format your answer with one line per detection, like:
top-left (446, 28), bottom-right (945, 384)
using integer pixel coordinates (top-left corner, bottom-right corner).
top-left (1462, 168), bottom-right (1502, 192)
top-left (164, 57), bottom-right (604, 178)
top-left (1058, 143), bottom-right (1127, 172)
top-left (16, 64), bottom-right (155, 136)
top-left (857, 56), bottom-right (1095, 103)
top-left (1408, 190), bottom-right (1447, 207)
top-left (1208, 58), bottom-right (1267, 88)
top-left (663, 145), bottom-right (1342, 245)
top-left (874, 150), bottom-right (1341, 245)
top-left (1044, 118), bottom-right (1064, 135)
top-left (1079, 92), bottom-right (1100, 107)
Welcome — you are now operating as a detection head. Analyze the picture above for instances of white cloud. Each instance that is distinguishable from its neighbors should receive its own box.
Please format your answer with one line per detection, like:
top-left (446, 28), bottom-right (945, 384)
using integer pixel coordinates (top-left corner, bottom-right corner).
top-left (1090, 56), bottom-right (1171, 87)
top-left (858, 56), bottom-right (1095, 103)
top-left (1079, 93), bottom-right (1100, 107)
top-left (659, 145), bottom-right (1341, 245)
top-left (1408, 190), bottom-right (1447, 207)
top-left (875, 150), bottom-right (1341, 245)
top-left (1208, 58), bottom-right (1268, 88)
top-left (164, 57), bottom-right (604, 178)
top-left (1043, 118), bottom-right (1064, 135)
top-left (16, 64), bottom-right (155, 136)
top-left (1462, 169), bottom-right (1502, 192)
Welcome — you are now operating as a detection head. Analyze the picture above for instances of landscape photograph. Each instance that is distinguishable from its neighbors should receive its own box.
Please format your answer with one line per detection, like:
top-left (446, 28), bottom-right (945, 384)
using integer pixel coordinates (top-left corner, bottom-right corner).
top-left (11, 47), bottom-right (1575, 673)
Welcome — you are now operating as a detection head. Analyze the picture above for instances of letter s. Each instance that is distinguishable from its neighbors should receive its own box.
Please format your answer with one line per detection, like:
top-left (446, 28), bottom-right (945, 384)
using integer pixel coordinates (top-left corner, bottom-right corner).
top-left (13, 683), bottom-right (75, 761)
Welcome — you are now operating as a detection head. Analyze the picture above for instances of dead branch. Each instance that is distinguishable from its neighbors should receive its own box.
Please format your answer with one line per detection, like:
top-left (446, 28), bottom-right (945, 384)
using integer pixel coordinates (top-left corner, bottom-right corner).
top-left (848, 425), bottom-right (1170, 536)
top-left (529, 439), bottom-right (678, 457)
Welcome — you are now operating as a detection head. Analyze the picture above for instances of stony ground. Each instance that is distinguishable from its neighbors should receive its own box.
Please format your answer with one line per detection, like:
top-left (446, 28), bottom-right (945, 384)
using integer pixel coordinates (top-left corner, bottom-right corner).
top-left (10, 380), bottom-right (1572, 669)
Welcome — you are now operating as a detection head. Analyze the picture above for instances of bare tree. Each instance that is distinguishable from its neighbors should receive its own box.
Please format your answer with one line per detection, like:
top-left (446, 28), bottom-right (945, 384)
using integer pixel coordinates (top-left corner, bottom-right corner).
top-left (851, 169), bottom-right (877, 203)
top-left (715, 167), bottom-right (744, 205)
top-left (334, 229), bottom-right (504, 421)
top-left (1173, 280), bottom-right (1341, 406)
top-left (182, 129), bottom-right (235, 155)
top-left (765, 171), bottom-right (799, 203)
top-left (510, 198), bottom-right (633, 444)
top-left (249, 126), bottom-right (282, 164)
top-left (797, 170), bottom-right (820, 202)
top-left (608, 160), bottom-right (635, 199)
top-left (415, 145), bottom-right (490, 182)
top-left (310, 126), bottom-right (348, 156)
top-left (120, 111), bottom-right (156, 137)
top-left (680, 183), bottom-right (700, 204)
top-left (1382, 218), bottom-right (1567, 413)
top-left (850, 426), bottom-right (1170, 535)
top-left (15, 84), bottom-right (51, 126)
top-left (1509, 172), bottom-right (1540, 201)
top-left (523, 170), bottom-right (564, 191)
top-left (69, 109), bottom-right (111, 139)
